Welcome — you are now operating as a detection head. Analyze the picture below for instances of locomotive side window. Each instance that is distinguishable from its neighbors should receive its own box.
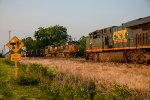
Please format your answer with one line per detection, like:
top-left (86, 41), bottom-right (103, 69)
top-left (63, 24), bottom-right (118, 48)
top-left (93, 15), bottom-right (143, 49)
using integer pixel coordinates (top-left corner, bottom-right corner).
top-left (93, 31), bottom-right (97, 38)
top-left (96, 32), bottom-right (100, 38)
top-left (104, 29), bottom-right (107, 33)
top-left (101, 30), bottom-right (103, 34)
top-left (105, 36), bottom-right (109, 45)
top-left (99, 33), bottom-right (101, 38)
top-left (110, 28), bottom-right (112, 33)
top-left (89, 34), bottom-right (93, 38)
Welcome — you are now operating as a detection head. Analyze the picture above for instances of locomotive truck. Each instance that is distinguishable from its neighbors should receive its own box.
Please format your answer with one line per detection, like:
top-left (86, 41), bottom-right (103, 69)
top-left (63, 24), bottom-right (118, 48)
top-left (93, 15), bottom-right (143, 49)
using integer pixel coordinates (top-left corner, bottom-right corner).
top-left (85, 16), bottom-right (150, 64)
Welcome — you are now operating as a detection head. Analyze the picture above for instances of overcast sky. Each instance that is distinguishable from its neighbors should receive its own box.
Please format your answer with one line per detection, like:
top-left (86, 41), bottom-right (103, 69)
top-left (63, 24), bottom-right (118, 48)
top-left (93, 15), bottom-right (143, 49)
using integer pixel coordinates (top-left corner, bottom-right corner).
top-left (0, 0), bottom-right (150, 52)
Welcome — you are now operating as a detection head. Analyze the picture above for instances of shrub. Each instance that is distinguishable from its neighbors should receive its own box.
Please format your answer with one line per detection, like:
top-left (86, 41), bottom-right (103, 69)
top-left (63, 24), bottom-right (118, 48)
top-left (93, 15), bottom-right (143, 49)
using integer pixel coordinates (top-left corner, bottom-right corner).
top-left (74, 80), bottom-right (96, 100)
top-left (106, 84), bottom-right (136, 100)
top-left (3, 59), bottom-right (14, 66)
top-left (0, 53), bottom-right (3, 58)
top-left (17, 76), bottom-right (39, 86)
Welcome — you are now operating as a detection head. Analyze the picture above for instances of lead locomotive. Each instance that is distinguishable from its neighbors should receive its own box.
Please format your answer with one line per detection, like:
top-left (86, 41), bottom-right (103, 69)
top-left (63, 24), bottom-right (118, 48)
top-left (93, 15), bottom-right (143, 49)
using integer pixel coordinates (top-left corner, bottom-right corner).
top-left (85, 16), bottom-right (150, 64)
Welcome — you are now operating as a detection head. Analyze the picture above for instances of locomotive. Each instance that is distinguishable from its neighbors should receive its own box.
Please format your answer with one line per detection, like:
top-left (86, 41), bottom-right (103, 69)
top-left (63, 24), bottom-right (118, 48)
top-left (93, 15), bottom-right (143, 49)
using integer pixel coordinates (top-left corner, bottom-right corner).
top-left (26, 49), bottom-right (45, 57)
top-left (25, 41), bottom-right (79, 57)
top-left (45, 41), bottom-right (80, 57)
top-left (85, 16), bottom-right (150, 64)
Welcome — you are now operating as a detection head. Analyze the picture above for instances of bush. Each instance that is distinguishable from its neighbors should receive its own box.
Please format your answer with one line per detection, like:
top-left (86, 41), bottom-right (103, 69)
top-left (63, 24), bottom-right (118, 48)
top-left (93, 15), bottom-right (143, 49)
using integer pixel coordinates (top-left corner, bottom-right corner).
top-left (17, 76), bottom-right (39, 86)
top-left (3, 59), bottom-right (14, 66)
top-left (0, 53), bottom-right (3, 58)
top-left (106, 84), bottom-right (136, 100)
top-left (74, 81), bottom-right (96, 100)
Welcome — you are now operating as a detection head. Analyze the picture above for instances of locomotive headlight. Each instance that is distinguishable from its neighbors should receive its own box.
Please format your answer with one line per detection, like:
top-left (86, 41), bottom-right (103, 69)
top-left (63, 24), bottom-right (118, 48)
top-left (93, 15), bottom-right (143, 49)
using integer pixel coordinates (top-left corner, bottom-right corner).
top-left (126, 32), bottom-right (128, 36)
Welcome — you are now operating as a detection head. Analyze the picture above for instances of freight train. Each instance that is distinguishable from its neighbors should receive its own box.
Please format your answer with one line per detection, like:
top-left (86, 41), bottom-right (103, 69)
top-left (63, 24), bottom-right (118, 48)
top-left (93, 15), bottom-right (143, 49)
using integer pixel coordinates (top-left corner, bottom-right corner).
top-left (85, 16), bottom-right (150, 64)
top-left (45, 41), bottom-right (79, 57)
top-left (26, 41), bottom-right (80, 58)
top-left (26, 49), bottom-right (45, 57)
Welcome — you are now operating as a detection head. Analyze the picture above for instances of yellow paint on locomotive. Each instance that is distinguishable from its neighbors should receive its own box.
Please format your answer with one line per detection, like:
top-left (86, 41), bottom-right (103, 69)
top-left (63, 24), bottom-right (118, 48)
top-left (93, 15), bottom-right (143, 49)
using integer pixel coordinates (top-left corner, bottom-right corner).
top-left (113, 29), bottom-right (127, 44)
top-left (69, 44), bottom-right (79, 52)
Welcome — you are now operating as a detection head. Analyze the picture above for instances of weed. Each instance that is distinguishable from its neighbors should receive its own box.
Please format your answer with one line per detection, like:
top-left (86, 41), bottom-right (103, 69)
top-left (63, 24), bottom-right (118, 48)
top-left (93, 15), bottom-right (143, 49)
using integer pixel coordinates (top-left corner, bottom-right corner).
top-left (0, 81), bottom-right (13, 97)
top-left (17, 76), bottom-right (39, 86)
top-left (106, 84), bottom-right (136, 100)
top-left (3, 59), bottom-right (14, 66)
top-left (0, 59), bottom-right (143, 99)
top-left (0, 54), bottom-right (3, 58)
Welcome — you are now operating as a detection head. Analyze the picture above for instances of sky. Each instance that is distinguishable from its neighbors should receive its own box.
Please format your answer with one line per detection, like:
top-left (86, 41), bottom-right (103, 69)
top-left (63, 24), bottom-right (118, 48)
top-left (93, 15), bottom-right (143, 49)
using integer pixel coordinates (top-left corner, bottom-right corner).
top-left (0, 0), bottom-right (150, 53)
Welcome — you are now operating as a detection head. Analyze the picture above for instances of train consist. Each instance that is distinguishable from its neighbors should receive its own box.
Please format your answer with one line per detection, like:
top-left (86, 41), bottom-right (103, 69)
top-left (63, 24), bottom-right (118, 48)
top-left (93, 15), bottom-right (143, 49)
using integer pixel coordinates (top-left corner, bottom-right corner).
top-left (26, 49), bottom-right (45, 57)
top-left (26, 41), bottom-right (80, 58)
top-left (85, 16), bottom-right (150, 64)
top-left (45, 41), bottom-right (79, 57)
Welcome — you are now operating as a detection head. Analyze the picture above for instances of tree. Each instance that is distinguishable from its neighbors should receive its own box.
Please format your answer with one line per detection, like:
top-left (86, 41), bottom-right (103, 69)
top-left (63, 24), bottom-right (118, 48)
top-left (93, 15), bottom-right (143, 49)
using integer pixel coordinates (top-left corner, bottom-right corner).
top-left (22, 37), bottom-right (36, 51)
top-left (78, 36), bottom-right (86, 57)
top-left (0, 53), bottom-right (3, 58)
top-left (34, 25), bottom-right (68, 48)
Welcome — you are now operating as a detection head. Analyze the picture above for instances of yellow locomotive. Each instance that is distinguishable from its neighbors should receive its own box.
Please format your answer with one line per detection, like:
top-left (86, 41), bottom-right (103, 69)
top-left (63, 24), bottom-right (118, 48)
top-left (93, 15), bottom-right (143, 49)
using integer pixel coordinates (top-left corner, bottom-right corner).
top-left (45, 41), bottom-right (79, 57)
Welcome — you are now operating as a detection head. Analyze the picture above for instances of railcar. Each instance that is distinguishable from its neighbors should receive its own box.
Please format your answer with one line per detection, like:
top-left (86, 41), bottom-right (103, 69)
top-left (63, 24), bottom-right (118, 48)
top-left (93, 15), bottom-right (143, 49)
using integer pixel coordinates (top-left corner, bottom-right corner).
top-left (45, 41), bottom-right (79, 57)
top-left (85, 16), bottom-right (150, 64)
top-left (26, 49), bottom-right (45, 57)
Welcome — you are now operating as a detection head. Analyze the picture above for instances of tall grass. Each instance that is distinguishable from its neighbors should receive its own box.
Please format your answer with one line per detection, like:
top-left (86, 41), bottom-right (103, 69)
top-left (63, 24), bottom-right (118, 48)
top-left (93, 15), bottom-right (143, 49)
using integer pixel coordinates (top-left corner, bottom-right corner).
top-left (0, 59), bottom-right (137, 99)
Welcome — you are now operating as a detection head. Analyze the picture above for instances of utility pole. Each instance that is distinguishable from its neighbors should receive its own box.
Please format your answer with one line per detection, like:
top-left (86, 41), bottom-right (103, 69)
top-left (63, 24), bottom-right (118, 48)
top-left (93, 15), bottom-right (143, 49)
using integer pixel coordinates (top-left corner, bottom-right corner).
top-left (4, 45), bottom-right (5, 55)
top-left (9, 30), bottom-right (11, 42)
top-left (9, 30), bottom-right (11, 57)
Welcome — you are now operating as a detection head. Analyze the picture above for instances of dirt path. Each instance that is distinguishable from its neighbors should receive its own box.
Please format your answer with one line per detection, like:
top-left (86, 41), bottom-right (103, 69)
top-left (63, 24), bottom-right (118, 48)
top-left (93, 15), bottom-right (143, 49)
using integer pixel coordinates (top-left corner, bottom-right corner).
top-left (21, 57), bottom-right (150, 93)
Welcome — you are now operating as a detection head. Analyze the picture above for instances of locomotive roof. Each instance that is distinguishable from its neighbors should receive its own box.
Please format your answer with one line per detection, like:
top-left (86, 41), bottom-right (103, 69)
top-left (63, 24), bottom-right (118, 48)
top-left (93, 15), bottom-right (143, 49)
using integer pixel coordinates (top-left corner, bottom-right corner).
top-left (89, 26), bottom-right (118, 35)
top-left (68, 41), bottom-right (79, 44)
top-left (123, 16), bottom-right (150, 28)
top-left (46, 41), bottom-right (79, 47)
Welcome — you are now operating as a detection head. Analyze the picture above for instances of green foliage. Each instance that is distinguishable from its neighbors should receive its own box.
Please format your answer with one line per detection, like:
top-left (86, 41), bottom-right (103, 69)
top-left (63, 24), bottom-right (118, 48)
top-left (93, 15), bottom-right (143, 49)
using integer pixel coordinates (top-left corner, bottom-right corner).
top-left (0, 53), bottom-right (3, 58)
top-left (3, 59), bottom-right (14, 66)
top-left (0, 59), bottom-right (140, 99)
top-left (0, 60), bottom-right (13, 99)
top-left (22, 37), bottom-right (37, 51)
top-left (40, 74), bottom-right (97, 100)
top-left (29, 63), bottom-right (56, 78)
top-left (74, 81), bottom-right (96, 100)
top-left (0, 81), bottom-right (13, 97)
top-left (78, 35), bottom-right (86, 57)
top-left (17, 76), bottom-right (39, 86)
top-left (34, 25), bottom-right (68, 49)
top-left (106, 84), bottom-right (136, 100)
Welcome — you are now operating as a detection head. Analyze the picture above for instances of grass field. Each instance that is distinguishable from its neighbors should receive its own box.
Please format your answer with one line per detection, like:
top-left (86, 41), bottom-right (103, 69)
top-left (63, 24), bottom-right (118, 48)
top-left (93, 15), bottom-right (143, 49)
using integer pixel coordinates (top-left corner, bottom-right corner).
top-left (0, 59), bottom-right (49, 99)
top-left (22, 58), bottom-right (150, 90)
top-left (0, 58), bottom-right (149, 100)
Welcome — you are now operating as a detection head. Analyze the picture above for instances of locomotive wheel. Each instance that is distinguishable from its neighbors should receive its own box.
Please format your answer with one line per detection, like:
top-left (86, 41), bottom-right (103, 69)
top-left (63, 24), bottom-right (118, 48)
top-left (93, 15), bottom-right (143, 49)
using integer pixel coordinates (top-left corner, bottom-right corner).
top-left (139, 54), bottom-right (147, 64)
top-left (65, 53), bottom-right (69, 57)
top-left (85, 53), bottom-right (90, 60)
top-left (130, 52), bottom-right (139, 64)
top-left (93, 54), bottom-right (98, 62)
top-left (131, 58), bottom-right (138, 64)
top-left (88, 53), bottom-right (93, 60)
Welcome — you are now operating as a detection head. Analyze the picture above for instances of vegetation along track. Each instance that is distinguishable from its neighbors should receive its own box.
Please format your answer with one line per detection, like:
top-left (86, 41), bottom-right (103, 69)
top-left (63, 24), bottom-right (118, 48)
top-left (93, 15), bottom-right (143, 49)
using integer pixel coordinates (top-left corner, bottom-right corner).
top-left (21, 57), bottom-right (150, 97)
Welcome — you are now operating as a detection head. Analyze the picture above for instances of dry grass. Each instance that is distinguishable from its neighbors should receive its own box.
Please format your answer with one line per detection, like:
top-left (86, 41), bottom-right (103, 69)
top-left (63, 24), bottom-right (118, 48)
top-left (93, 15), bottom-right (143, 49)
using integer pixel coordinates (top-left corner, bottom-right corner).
top-left (21, 57), bottom-right (150, 94)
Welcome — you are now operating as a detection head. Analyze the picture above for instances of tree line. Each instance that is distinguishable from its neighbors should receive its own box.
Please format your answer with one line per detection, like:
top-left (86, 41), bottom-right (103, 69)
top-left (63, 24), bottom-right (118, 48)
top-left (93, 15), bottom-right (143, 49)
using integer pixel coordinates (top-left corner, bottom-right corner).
top-left (22, 25), bottom-right (86, 56)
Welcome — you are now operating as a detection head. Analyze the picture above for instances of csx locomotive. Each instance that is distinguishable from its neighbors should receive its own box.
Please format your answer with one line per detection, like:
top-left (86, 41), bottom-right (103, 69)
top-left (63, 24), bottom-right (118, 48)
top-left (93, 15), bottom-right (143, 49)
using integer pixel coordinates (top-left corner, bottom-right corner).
top-left (45, 41), bottom-right (79, 57)
top-left (85, 16), bottom-right (150, 64)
